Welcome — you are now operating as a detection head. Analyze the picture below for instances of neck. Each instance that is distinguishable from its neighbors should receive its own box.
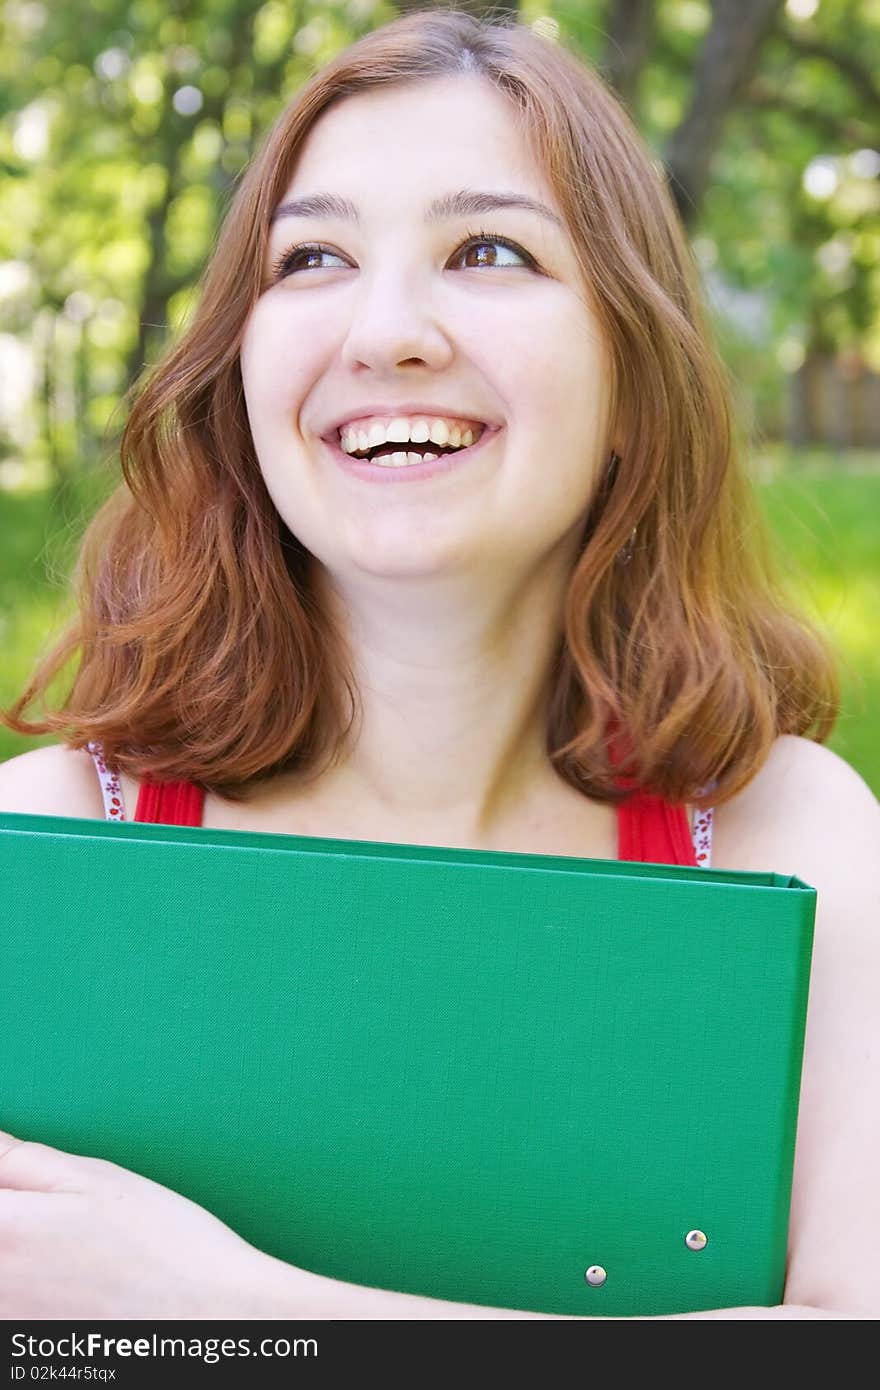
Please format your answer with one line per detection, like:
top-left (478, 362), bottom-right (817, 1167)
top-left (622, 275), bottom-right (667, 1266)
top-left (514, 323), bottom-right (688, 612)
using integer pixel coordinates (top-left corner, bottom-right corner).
top-left (295, 552), bottom-right (578, 845)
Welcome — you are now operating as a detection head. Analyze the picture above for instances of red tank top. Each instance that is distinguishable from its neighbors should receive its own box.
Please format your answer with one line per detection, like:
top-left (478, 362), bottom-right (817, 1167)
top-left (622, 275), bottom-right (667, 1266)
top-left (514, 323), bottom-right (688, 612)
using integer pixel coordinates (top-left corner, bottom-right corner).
top-left (133, 778), bottom-right (700, 866)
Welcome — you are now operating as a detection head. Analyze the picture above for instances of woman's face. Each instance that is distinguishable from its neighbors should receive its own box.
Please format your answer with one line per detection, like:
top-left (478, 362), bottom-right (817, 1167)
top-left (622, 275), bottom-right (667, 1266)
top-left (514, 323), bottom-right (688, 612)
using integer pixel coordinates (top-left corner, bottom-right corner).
top-left (240, 74), bottom-right (615, 585)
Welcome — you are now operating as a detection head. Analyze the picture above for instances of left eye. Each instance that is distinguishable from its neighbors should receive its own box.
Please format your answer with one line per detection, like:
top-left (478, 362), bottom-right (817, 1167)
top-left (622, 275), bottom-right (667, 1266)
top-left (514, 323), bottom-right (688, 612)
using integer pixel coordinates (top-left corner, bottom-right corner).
top-left (270, 232), bottom-right (534, 281)
top-left (450, 235), bottom-right (532, 270)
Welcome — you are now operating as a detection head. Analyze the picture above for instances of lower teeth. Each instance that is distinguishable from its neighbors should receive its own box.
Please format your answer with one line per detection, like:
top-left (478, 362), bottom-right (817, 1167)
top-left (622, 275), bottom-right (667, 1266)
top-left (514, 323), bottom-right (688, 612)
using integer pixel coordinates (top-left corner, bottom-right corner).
top-left (368, 448), bottom-right (465, 468)
top-left (374, 450), bottom-right (438, 468)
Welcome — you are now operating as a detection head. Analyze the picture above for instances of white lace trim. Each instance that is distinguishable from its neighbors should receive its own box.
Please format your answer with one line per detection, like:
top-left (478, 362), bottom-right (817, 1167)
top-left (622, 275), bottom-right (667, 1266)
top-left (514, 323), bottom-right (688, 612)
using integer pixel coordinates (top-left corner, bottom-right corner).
top-left (691, 777), bottom-right (718, 867)
top-left (86, 741), bottom-right (127, 820)
top-left (692, 805), bottom-right (714, 867)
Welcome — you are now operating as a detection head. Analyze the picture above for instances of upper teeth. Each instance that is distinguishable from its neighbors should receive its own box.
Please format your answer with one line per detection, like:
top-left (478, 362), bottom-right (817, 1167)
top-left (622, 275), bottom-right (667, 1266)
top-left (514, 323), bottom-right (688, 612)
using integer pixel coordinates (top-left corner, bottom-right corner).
top-left (338, 416), bottom-right (482, 455)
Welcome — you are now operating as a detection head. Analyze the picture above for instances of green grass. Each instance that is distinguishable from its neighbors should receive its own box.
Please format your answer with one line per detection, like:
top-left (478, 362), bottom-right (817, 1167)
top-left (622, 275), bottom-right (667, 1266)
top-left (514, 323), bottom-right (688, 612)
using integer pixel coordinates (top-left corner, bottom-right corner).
top-left (1, 451), bottom-right (878, 795)
top-left (750, 445), bottom-right (879, 792)
top-left (0, 470), bottom-right (117, 763)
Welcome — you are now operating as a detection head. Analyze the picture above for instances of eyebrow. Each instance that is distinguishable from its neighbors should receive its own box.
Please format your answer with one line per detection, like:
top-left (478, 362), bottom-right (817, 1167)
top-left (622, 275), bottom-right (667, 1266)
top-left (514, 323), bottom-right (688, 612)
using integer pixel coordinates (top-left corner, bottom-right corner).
top-left (269, 188), bottom-right (563, 227)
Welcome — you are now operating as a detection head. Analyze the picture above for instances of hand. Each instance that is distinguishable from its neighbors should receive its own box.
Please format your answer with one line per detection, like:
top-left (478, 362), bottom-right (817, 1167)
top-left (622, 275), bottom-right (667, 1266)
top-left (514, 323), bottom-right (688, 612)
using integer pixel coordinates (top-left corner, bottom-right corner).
top-left (0, 1126), bottom-right (290, 1320)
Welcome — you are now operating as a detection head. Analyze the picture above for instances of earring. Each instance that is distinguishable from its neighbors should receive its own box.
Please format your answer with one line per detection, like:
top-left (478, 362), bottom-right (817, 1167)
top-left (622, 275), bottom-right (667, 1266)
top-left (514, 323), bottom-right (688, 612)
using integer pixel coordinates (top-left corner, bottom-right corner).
top-left (617, 525), bottom-right (638, 565)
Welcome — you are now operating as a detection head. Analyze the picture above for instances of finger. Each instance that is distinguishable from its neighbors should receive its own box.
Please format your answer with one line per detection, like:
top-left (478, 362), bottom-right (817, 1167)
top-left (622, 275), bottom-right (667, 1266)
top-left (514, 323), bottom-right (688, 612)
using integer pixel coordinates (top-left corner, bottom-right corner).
top-left (0, 1131), bottom-right (94, 1193)
top-left (0, 1189), bottom-right (81, 1228)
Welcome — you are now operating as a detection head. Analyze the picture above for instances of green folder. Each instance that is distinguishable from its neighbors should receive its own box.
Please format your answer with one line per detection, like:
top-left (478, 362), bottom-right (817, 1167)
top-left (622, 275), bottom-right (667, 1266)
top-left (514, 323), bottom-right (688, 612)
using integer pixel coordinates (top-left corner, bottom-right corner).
top-left (0, 811), bottom-right (815, 1318)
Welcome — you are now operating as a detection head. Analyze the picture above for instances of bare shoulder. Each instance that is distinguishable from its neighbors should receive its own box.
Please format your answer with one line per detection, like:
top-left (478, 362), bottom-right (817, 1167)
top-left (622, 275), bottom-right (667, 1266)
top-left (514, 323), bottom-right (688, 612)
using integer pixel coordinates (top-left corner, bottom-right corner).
top-left (0, 742), bottom-right (106, 820)
top-left (710, 733), bottom-right (879, 881)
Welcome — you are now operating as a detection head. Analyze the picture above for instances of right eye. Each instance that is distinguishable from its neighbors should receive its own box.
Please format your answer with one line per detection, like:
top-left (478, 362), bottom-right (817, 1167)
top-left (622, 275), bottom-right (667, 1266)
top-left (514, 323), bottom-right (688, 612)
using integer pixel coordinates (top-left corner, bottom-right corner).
top-left (271, 244), bottom-right (347, 280)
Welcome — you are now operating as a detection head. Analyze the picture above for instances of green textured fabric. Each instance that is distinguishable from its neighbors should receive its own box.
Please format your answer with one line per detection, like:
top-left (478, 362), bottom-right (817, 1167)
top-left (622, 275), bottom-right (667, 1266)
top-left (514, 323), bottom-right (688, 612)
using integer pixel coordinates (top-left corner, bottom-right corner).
top-left (0, 811), bottom-right (815, 1318)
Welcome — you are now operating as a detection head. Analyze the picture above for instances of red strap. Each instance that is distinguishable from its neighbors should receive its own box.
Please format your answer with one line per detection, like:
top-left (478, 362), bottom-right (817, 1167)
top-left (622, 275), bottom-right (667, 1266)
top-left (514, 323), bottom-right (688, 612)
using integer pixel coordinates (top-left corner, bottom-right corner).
top-left (135, 778), bottom-right (205, 826)
top-left (617, 788), bottom-right (697, 866)
top-left (608, 715), bottom-right (697, 866)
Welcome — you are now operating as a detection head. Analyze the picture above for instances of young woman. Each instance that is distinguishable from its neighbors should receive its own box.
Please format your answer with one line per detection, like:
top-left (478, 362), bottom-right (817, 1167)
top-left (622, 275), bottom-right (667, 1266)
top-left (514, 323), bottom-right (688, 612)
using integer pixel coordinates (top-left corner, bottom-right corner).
top-left (0, 9), bottom-right (876, 1319)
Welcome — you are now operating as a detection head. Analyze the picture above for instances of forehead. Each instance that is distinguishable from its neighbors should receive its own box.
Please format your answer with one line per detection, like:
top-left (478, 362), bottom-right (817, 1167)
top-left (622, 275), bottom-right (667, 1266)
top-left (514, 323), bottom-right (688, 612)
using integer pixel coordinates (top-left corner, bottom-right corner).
top-left (275, 75), bottom-right (557, 216)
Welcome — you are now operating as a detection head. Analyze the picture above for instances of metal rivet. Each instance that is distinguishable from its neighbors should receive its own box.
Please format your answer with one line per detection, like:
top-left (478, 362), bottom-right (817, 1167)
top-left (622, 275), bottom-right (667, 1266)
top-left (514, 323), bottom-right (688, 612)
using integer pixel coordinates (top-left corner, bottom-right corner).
top-left (584, 1265), bottom-right (607, 1286)
top-left (685, 1229), bottom-right (708, 1250)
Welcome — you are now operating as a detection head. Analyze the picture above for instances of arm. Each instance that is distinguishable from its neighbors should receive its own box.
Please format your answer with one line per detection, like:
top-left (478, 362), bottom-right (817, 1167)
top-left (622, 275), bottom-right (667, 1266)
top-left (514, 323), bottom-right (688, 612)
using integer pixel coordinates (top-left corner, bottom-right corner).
top-left (251, 1255), bottom-right (855, 1318)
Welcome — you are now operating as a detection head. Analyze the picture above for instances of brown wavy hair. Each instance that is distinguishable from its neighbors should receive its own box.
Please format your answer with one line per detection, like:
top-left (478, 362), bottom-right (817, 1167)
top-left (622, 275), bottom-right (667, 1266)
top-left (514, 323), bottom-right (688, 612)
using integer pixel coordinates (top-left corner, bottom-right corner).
top-left (2, 5), bottom-right (841, 808)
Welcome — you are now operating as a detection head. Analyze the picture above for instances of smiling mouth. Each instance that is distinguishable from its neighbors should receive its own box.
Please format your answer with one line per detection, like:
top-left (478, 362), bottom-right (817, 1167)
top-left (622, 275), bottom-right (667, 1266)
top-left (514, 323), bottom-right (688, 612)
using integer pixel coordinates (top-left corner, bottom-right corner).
top-left (334, 423), bottom-right (489, 467)
top-left (326, 419), bottom-right (497, 464)
top-left (322, 424), bottom-right (501, 477)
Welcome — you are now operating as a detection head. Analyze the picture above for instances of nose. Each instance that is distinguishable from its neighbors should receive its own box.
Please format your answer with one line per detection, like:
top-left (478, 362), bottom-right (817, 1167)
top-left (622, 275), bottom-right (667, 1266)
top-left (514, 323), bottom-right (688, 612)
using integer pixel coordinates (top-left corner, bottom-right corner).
top-left (338, 266), bottom-right (455, 373)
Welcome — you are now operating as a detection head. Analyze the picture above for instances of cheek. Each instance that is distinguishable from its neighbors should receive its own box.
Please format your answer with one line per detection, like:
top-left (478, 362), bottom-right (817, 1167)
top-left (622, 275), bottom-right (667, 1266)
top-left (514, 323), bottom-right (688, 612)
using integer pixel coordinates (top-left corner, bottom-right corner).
top-left (240, 306), bottom-right (309, 426)
top-left (480, 289), bottom-right (607, 418)
top-left (239, 332), bottom-right (302, 517)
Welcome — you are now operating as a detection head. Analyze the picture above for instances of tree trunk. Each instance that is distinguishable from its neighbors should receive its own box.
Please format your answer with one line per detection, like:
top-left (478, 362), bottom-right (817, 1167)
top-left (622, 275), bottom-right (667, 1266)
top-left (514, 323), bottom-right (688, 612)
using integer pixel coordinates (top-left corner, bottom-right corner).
top-left (664, 0), bottom-right (785, 227)
top-left (40, 310), bottom-right (71, 513)
top-left (122, 3), bottom-right (264, 396)
top-left (125, 190), bottom-right (176, 392)
top-left (600, 0), bottom-right (655, 111)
